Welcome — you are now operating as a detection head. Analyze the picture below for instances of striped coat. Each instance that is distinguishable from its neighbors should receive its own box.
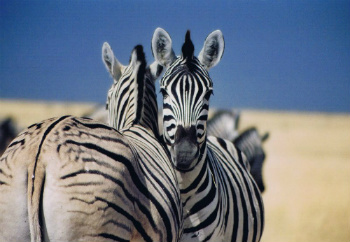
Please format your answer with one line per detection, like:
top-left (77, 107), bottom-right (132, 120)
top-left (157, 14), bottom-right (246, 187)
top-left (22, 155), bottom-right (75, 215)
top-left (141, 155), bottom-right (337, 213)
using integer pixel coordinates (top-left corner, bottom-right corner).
top-left (152, 28), bottom-right (264, 242)
top-left (0, 45), bottom-right (182, 242)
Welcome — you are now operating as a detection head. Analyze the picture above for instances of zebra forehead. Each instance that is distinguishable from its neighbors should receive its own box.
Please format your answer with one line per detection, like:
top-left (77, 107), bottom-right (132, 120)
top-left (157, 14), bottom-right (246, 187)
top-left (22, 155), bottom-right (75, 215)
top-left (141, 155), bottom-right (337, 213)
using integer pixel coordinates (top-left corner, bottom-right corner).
top-left (160, 57), bottom-right (213, 88)
top-left (169, 75), bottom-right (212, 95)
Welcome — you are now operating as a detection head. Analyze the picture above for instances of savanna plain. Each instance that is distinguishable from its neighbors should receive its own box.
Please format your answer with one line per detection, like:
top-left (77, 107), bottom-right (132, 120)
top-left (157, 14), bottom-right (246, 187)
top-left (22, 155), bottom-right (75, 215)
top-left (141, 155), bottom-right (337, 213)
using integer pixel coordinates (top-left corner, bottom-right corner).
top-left (1, 99), bottom-right (349, 242)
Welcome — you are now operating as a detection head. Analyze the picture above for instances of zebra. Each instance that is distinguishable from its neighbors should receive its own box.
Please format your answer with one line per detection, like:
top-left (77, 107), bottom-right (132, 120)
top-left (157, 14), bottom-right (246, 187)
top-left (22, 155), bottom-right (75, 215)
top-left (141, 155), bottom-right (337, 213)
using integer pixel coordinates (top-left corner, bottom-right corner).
top-left (0, 117), bottom-right (18, 156)
top-left (207, 110), bottom-right (240, 142)
top-left (0, 44), bottom-right (181, 242)
top-left (102, 42), bottom-right (183, 240)
top-left (152, 28), bottom-right (264, 242)
top-left (207, 110), bottom-right (269, 192)
top-left (233, 127), bottom-right (269, 193)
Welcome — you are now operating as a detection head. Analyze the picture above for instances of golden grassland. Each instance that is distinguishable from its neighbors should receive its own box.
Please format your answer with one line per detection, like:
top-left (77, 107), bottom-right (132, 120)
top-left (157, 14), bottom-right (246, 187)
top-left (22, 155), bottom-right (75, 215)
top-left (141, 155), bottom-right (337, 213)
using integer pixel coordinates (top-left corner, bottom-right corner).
top-left (1, 99), bottom-right (350, 242)
top-left (0, 99), bottom-right (97, 128)
top-left (239, 111), bottom-right (350, 242)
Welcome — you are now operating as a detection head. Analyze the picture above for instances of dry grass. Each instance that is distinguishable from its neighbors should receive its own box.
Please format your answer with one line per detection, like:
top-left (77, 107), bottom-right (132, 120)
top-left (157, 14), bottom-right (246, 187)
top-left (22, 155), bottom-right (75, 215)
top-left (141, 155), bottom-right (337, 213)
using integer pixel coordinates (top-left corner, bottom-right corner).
top-left (0, 99), bottom-right (97, 128)
top-left (1, 100), bottom-right (349, 241)
top-left (239, 110), bottom-right (350, 242)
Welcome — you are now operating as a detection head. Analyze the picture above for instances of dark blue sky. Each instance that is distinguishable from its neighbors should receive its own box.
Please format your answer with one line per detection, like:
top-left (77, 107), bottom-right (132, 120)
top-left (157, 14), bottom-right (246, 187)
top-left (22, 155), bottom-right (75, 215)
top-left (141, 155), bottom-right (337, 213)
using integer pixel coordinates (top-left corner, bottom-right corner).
top-left (1, 0), bottom-right (349, 113)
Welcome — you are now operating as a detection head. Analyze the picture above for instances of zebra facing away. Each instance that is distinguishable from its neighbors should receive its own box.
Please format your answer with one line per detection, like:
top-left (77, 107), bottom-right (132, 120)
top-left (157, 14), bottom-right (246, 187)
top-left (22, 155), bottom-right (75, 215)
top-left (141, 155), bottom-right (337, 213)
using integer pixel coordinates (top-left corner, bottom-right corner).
top-left (0, 45), bottom-right (181, 242)
top-left (152, 28), bottom-right (264, 242)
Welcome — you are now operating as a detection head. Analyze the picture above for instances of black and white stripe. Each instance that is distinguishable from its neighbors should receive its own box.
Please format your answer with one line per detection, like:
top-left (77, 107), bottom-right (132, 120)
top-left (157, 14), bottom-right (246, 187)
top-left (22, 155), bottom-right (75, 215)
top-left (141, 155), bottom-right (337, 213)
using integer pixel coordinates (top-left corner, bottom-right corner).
top-left (152, 28), bottom-right (264, 242)
top-left (0, 44), bottom-right (181, 242)
top-left (207, 110), bottom-right (240, 141)
top-left (233, 127), bottom-right (269, 193)
top-left (102, 43), bottom-right (182, 242)
top-left (207, 111), bottom-right (269, 192)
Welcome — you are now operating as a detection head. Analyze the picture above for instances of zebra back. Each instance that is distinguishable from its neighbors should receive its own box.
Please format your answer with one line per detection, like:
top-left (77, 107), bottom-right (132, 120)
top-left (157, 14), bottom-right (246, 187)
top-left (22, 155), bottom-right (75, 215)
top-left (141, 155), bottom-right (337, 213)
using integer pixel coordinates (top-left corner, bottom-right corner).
top-left (0, 45), bottom-right (181, 242)
top-left (207, 110), bottom-right (240, 141)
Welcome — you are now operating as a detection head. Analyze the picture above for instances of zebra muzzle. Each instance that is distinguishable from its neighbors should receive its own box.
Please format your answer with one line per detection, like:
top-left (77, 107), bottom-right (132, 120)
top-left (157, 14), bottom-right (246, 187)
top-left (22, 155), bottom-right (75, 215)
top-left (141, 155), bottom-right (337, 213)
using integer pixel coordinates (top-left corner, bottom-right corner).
top-left (171, 125), bottom-right (199, 170)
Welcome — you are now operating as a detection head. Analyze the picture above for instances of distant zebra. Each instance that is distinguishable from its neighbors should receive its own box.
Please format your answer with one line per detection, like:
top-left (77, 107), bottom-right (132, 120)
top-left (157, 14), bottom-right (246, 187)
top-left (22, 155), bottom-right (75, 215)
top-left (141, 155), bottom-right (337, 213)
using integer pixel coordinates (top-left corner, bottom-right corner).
top-left (0, 117), bottom-right (18, 156)
top-left (207, 110), bottom-right (240, 141)
top-left (152, 28), bottom-right (264, 242)
top-left (0, 45), bottom-right (181, 242)
top-left (234, 127), bottom-right (269, 192)
top-left (207, 111), bottom-right (269, 192)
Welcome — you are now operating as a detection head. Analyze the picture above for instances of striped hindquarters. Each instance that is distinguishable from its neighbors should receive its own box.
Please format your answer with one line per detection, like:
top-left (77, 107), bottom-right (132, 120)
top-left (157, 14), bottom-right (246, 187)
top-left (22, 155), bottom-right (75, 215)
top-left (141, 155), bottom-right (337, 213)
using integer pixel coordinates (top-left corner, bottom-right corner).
top-left (0, 117), bottom-right (64, 242)
top-left (43, 117), bottom-right (181, 242)
top-left (1, 116), bottom-right (181, 242)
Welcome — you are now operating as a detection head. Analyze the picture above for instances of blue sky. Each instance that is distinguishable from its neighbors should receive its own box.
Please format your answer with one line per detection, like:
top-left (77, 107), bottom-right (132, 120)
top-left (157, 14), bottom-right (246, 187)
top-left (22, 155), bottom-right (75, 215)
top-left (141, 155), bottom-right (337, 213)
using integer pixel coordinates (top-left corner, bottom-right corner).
top-left (1, 0), bottom-right (349, 113)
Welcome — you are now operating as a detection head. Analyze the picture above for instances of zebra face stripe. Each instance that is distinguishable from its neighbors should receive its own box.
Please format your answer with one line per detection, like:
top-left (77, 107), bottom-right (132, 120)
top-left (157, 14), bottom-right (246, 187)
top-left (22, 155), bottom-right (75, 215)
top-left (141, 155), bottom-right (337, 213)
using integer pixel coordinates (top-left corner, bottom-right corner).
top-left (160, 57), bottom-right (213, 170)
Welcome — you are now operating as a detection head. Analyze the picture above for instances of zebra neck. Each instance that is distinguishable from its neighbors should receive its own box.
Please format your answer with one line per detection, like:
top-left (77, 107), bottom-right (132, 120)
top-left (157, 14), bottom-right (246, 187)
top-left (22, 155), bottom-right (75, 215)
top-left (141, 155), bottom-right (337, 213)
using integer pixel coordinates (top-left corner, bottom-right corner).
top-left (177, 143), bottom-right (209, 195)
top-left (109, 67), bottom-right (159, 138)
top-left (119, 71), bottom-right (159, 137)
top-left (133, 73), bottom-right (159, 136)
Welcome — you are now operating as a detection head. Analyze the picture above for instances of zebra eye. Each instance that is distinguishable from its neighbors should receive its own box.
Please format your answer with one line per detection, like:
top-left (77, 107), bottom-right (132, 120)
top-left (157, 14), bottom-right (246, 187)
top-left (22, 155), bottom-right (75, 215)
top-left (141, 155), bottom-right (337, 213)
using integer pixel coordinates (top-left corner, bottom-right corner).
top-left (204, 90), bottom-right (213, 100)
top-left (160, 88), bottom-right (169, 98)
top-left (105, 102), bottom-right (109, 110)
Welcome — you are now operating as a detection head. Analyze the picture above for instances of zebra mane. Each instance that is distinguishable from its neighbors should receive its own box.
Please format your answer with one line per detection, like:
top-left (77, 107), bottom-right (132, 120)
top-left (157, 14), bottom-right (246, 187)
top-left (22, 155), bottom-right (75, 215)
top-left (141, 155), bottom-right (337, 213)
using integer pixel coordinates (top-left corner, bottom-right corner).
top-left (133, 45), bottom-right (147, 68)
top-left (134, 45), bottom-right (147, 126)
top-left (182, 30), bottom-right (194, 60)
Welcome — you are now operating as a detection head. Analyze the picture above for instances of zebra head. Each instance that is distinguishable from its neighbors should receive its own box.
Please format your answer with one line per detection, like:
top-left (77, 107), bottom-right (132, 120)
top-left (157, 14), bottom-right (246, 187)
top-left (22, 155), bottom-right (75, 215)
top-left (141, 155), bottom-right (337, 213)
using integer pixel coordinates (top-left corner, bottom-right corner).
top-left (152, 28), bottom-right (224, 171)
top-left (102, 43), bottom-right (163, 132)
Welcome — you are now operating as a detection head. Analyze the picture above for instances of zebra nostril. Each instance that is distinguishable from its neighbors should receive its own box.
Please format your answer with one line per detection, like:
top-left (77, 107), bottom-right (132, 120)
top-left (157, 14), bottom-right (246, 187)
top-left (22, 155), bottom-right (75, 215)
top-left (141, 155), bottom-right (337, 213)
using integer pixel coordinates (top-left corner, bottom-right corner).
top-left (172, 125), bottom-right (199, 170)
top-left (175, 125), bottom-right (186, 141)
top-left (175, 125), bottom-right (197, 144)
top-left (172, 139), bottom-right (199, 170)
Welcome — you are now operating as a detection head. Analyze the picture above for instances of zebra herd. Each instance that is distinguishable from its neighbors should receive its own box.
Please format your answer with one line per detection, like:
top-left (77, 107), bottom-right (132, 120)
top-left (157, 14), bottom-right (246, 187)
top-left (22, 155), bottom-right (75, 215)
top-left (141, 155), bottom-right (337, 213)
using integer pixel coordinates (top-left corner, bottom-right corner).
top-left (0, 28), bottom-right (268, 242)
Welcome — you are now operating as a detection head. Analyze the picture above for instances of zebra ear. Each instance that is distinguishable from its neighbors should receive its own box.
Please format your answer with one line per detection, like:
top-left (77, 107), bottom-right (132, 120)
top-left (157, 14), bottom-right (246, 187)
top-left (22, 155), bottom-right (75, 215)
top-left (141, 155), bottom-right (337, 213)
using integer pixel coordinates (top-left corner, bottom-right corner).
top-left (198, 30), bottom-right (225, 70)
top-left (149, 61), bottom-right (164, 83)
top-left (152, 28), bottom-right (176, 68)
top-left (261, 132), bottom-right (269, 143)
top-left (102, 42), bottom-right (124, 81)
